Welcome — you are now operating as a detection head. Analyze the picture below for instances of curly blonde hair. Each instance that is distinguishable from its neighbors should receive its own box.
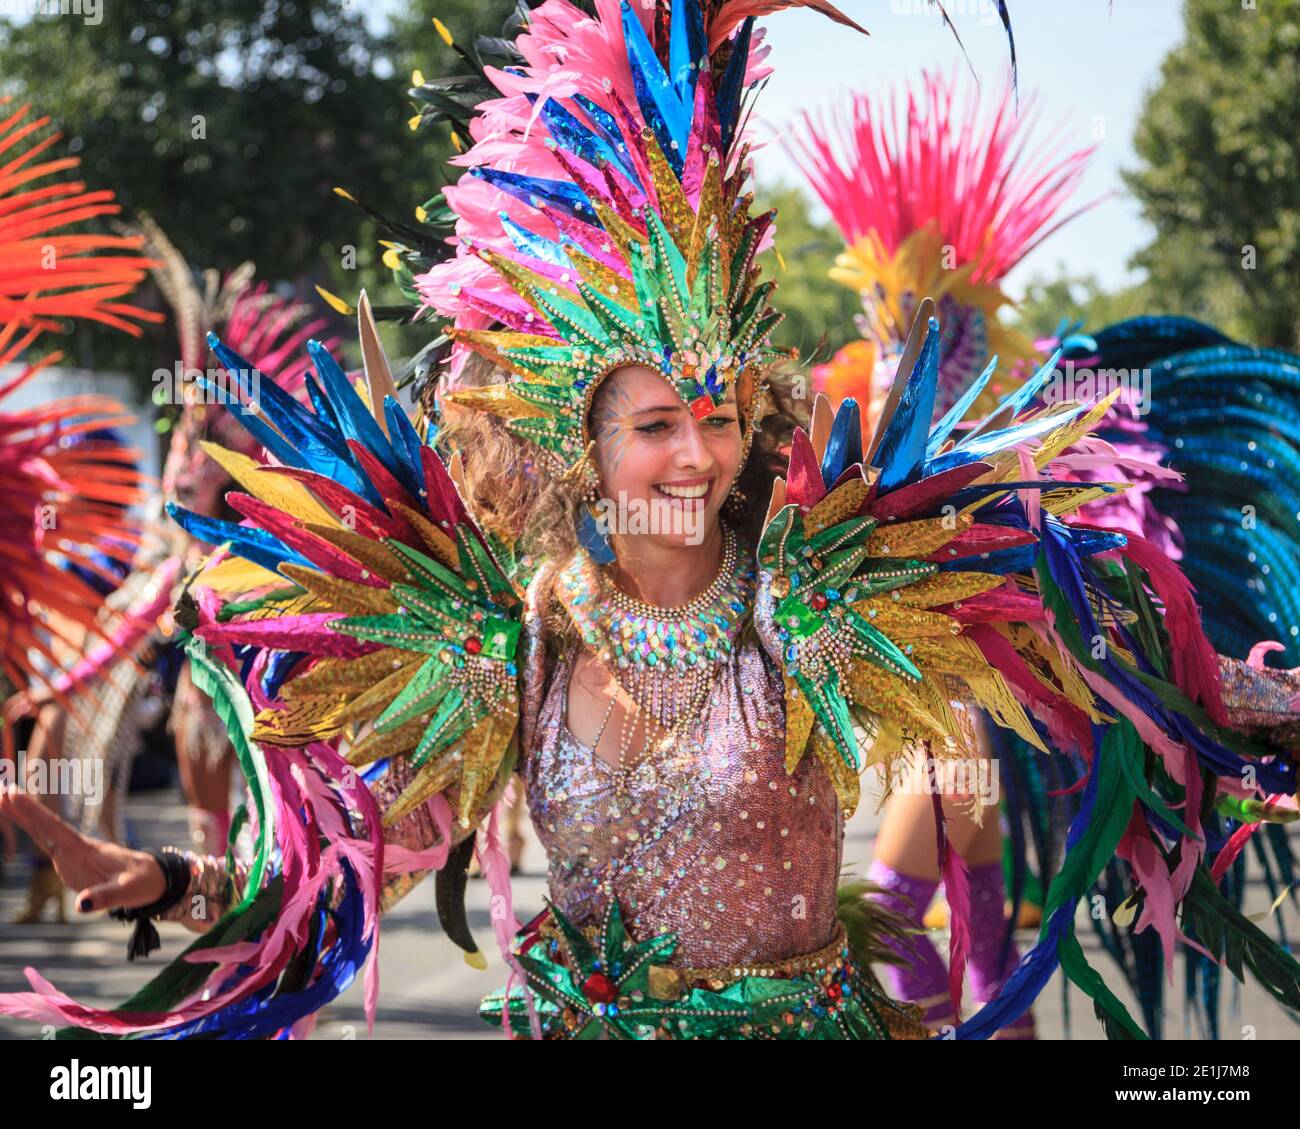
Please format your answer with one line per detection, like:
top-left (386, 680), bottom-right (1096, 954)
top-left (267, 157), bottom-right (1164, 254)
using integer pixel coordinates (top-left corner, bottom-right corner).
top-left (435, 352), bottom-right (810, 656)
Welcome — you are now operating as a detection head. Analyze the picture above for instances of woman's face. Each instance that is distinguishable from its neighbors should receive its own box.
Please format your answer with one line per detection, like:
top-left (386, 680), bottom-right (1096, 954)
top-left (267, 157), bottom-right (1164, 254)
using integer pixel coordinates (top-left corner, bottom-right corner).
top-left (589, 364), bottom-right (743, 549)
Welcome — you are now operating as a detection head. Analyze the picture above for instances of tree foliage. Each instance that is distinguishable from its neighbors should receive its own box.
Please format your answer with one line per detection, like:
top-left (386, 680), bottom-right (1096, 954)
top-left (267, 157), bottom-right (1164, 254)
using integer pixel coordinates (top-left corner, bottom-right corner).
top-left (756, 185), bottom-right (862, 364)
top-left (0, 0), bottom-right (509, 376)
top-left (1124, 0), bottom-right (1300, 348)
top-left (1011, 267), bottom-right (1151, 343)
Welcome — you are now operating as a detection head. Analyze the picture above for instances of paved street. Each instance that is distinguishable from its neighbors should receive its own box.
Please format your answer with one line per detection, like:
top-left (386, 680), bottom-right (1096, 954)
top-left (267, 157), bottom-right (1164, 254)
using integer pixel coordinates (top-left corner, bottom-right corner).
top-left (1, 785), bottom-right (1297, 1040)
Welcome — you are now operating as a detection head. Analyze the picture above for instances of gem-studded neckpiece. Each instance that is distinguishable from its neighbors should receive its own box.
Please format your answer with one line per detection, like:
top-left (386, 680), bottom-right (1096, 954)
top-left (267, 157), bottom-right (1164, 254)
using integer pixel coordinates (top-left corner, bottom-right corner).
top-left (556, 526), bottom-right (756, 736)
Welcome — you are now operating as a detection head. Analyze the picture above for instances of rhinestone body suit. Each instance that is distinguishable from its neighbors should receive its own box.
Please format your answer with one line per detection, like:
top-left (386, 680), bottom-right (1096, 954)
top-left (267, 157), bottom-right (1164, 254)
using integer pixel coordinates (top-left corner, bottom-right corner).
top-left (518, 557), bottom-right (844, 970)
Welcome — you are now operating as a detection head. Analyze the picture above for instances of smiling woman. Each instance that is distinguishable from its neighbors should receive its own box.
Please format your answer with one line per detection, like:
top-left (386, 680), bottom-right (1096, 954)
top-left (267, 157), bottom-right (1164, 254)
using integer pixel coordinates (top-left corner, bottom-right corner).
top-left (438, 347), bottom-right (806, 631)
top-left (591, 363), bottom-right (743, 554)
top-left (4, 0), bottom-right (1300, 1046)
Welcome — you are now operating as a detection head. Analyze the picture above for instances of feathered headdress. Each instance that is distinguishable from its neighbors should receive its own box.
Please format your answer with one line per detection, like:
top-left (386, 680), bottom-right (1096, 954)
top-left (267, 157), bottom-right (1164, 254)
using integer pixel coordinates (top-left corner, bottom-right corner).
top-left (791, 70), bottom-right (1098, 414)
top-left (0, 100), bottom-right (160, 335)
top-left (0, 102), bottom-right (153, 700)
top-left (421, 0), bottom-right (872, 481)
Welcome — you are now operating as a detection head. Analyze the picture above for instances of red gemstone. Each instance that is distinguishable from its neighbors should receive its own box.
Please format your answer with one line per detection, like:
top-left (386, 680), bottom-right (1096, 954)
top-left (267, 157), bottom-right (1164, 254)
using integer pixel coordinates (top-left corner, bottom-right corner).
top-left (582, 971), bottom-right (618, 1004)
top-left (827, 981), bottom-right (842, 1000)
top-left (689, 396), bottom-right (715, 421)
top-left (811, 592), bottom-right (828, 611)
top-left (464, 636), bottom-right (482, 654)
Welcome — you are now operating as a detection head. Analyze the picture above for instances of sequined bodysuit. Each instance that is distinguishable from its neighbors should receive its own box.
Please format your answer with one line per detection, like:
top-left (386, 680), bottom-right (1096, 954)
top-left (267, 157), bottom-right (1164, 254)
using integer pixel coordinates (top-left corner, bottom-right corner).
top-left (525, 636), bottom-right (842, 969)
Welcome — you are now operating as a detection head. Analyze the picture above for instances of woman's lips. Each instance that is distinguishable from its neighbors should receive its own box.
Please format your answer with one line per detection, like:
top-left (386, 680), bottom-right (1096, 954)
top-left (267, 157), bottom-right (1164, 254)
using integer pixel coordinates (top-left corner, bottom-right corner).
top-left (652, 479), bottom-right (713, 507)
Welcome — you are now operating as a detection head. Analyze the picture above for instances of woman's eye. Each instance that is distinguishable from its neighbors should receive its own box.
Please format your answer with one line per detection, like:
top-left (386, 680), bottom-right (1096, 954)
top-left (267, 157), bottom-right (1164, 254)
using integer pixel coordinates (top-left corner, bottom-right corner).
top-left (635, 414), bottom-right (736, 434)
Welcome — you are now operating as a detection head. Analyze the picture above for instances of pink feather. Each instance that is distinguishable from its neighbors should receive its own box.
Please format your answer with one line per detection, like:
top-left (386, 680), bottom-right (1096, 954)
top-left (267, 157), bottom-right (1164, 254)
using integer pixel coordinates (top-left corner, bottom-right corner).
top-left (789, 68), bottom-right (1100, 287)
top-left (931, 784), bottom-right (971, 1019)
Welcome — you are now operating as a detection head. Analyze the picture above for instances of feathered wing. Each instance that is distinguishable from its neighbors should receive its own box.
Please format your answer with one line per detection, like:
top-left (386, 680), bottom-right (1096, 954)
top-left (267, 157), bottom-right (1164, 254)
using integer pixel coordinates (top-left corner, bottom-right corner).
top-left (0, 314), bottom-right (526, 1040)
top-left (1070, 316), bottom-right (1300, 666)
top-left (168, 327), bottom-right (523, 834)
top-left (757, 308), bottom-right (1300, 1038)
top-left (0, 326), bottom-right (147, 702)
top-left (0, 101), bottom-right (156, 704)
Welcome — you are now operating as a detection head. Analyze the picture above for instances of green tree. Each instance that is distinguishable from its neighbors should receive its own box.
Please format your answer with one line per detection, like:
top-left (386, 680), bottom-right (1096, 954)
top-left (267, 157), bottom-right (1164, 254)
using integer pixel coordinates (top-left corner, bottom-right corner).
top-left (389, 0), bottom-right (516, 93)
top-left (1011, 266), bottom-right (1150, 342)
top-left (1124, 0), bottom-right (1300, 348)
top-left (0, 0), bottom-right (506, 379)
top-left (756, 185), bottom-right (862, 363)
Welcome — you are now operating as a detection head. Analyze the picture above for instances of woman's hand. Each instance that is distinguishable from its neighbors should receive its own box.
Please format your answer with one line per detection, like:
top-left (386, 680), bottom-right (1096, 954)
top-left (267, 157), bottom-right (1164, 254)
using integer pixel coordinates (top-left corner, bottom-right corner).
top-left (0, 785), bottom-right (166, 913)
top-left (3, 684), bottom-right (53, 725)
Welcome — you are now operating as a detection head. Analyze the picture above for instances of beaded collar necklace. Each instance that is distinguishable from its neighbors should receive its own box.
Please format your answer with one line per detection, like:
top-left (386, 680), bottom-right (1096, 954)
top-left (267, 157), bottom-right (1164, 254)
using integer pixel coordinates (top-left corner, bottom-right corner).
top-left (556, 526), bottom-right (755, 732)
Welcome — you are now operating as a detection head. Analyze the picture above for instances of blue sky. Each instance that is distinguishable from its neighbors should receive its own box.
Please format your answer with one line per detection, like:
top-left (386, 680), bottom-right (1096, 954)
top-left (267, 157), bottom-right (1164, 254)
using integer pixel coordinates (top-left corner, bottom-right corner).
top-left (750, 1), bottom-right (1186, 293)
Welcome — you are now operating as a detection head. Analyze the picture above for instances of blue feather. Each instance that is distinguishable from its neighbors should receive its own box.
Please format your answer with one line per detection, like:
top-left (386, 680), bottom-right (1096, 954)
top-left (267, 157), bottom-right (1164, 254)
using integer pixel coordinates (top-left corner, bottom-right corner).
top-left (621, 0), bottom-right (689, 170)
top-left (500, 213), bottom-right (572, 269)
top-left (167, 503), bottom-right (313, 575)
top-left (469, 166), bottom-right (597, 224)
top-left (926, 353), bottom-right (998, 459)
top-left (821, 397), bottom-right (862, 485)
top-left (384, 396), bottom-right (429, 502)
top-left (716, 18), bottom-right (753, 153)
top-left (875, 317), bottom-right (940, 490)
top-left (307, 340), bottom-right (405, 492)
top-left (538, 96), bottom-right (640, 186)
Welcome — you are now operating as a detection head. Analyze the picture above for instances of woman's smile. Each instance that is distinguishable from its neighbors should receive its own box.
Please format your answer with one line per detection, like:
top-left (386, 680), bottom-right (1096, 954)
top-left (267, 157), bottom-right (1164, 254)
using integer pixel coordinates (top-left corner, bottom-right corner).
top-left (653, 475), bottom-right (715, 506)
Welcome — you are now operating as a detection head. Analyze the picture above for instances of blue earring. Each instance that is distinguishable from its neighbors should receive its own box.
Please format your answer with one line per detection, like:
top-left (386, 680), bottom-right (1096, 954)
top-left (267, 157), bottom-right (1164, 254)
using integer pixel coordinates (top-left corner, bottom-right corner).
top-left (578, 500), bottom-right (615, 564)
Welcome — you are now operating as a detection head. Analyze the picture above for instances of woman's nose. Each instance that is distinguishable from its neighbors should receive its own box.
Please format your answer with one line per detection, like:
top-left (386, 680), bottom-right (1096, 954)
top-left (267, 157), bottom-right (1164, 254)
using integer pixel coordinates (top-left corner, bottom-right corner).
top-left (673, 417), bottom-right (715, 468)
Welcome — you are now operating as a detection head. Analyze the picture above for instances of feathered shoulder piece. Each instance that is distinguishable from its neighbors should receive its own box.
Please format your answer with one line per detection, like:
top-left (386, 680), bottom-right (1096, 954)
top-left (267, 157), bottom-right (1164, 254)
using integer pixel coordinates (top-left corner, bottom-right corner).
top-left (756, 301), bottom-right (1300, 1034)
top-left (167, 302), bottom-right (524, 832)
top-left (422, 0), bottom-right (870, 480)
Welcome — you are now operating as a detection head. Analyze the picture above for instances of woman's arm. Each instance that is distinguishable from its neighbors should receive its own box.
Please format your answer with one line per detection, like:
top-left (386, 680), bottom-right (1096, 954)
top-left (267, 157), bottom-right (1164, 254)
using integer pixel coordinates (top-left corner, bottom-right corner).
top-left (1217, 654), bottom-right (1300, 747)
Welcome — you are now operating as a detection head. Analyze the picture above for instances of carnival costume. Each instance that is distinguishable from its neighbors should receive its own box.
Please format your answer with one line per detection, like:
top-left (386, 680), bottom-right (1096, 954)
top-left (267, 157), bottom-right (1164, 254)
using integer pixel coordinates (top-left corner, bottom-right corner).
top-left (1, 1), bottom-right (1298, 1043)
top-left (0, 98), bottom-right (155, 712)
top-left (796, 70), bottom-right (1300, 1037)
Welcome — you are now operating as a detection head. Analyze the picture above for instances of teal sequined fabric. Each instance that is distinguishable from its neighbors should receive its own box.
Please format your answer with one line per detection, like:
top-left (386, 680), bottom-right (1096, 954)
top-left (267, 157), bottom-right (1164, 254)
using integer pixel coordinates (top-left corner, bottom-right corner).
top-left (478, 903), bottom-right (930, 1041)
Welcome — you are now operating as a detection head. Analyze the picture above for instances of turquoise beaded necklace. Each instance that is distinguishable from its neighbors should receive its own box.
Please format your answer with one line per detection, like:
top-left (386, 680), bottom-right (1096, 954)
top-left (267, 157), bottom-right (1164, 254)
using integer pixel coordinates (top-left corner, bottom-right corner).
top-left (557, 527), bottom-right (755, 730)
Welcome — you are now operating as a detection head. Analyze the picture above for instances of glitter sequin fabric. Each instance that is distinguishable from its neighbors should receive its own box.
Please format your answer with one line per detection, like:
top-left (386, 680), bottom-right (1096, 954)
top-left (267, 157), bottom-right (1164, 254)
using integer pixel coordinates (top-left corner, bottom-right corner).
top-left (523, 609), bottom-right (845, 970)
top-left (1219, 655), bottom-right (1300, 747)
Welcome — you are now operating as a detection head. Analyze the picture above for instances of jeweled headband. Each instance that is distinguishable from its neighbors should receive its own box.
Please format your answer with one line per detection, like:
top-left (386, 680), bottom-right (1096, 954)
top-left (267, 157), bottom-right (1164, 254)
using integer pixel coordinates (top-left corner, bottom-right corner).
top-left (419, 0), bottom-right (864, 478)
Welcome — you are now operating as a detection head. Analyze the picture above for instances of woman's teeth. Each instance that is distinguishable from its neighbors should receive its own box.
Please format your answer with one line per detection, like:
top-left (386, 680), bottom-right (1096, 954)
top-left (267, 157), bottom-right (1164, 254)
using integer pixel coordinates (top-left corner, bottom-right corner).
top-left (657, 482), bottom-right (709, 499)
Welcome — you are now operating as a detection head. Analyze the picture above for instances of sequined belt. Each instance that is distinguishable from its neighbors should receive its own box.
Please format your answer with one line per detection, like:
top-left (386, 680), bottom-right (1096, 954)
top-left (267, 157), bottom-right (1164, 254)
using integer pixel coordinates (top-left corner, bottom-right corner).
top-left (675, 921), bottom-right (851, 987)
top-left (539, 915), bottom-right (851, 997)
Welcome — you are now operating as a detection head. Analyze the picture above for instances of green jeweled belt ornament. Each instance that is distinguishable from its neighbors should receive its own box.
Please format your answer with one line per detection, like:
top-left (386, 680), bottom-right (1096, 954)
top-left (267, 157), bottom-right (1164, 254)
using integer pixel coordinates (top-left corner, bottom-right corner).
top-left (478, 901), bottom-right (909, 1041)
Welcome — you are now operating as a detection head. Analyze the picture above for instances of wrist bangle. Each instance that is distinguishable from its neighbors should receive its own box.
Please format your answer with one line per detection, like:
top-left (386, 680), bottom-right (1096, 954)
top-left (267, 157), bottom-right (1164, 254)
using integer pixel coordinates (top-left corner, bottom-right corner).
top-left (110, 847), bottom-right (191, 962)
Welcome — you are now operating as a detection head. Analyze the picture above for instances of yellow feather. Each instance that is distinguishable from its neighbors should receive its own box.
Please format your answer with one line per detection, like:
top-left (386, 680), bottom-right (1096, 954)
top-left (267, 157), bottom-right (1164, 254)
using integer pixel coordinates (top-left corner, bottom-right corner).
top-left (198, 554), bottom-right (284, 592)
top-left (198, 441), bottom-right (337, 527)
top-left (1034, 388), bottom-right (1124, 469)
